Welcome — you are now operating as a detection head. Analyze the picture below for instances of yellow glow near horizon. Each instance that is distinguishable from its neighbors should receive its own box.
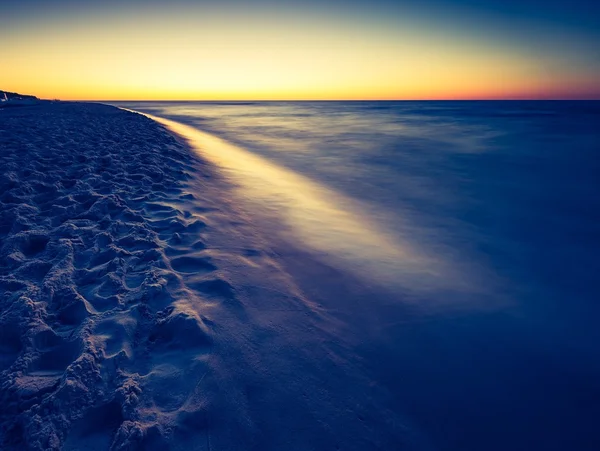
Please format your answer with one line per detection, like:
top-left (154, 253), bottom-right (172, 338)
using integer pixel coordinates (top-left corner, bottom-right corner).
top-left (1, 9), bottom-right (598, 100)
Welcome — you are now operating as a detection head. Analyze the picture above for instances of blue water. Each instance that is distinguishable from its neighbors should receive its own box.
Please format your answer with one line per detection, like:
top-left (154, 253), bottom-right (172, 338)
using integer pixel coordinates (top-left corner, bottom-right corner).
top-left (114, 101), bottom-right (600, 450)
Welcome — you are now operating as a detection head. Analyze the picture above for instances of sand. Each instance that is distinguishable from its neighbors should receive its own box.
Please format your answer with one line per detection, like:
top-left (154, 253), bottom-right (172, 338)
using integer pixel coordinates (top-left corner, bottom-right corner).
top-left (0, 102), bottom-right (411, 450)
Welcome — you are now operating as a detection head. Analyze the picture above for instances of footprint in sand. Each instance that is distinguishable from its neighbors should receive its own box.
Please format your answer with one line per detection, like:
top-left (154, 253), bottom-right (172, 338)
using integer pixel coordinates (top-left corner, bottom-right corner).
top-left (169, 256), bottom-right (216, 274)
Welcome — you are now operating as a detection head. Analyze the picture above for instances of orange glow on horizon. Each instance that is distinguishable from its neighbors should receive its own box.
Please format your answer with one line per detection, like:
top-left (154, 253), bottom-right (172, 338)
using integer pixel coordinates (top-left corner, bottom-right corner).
top-left (2, 8), bottom-right (599, 100)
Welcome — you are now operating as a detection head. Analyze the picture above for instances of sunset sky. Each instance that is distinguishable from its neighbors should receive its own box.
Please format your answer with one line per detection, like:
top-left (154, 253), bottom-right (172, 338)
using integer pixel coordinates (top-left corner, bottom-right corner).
top-left (2, 0), bottom-right (600, 100)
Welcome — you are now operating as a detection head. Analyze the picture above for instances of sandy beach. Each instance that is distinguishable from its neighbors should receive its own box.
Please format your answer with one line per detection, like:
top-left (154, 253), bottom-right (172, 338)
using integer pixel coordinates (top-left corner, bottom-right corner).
top-left (0, 102), bottom-right (410, 450)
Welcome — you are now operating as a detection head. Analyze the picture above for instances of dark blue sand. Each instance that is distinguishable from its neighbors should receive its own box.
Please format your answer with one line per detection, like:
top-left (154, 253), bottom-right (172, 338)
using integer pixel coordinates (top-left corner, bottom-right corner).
top-left (114, 101), bottom-right (600, 450)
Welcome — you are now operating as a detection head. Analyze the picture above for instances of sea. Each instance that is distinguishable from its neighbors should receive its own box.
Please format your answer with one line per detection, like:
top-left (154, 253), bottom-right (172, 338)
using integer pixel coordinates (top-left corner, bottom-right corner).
top-left (113, 100), bottom-right (600, 450)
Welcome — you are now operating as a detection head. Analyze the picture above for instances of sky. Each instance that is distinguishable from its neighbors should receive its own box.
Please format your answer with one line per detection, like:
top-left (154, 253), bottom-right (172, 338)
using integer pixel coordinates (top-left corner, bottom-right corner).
top-left (1, 0), bottom-right (599, 100)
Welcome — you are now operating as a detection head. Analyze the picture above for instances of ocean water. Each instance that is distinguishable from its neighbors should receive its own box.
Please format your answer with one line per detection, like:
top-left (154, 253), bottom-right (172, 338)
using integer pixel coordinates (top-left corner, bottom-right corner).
top-left (114, 101), bottom-right (600, 450)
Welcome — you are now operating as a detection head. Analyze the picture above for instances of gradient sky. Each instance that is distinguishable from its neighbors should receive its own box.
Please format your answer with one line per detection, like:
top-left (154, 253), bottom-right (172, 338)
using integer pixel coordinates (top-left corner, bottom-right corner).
top-left (1, 0), bottom-right (599, 100)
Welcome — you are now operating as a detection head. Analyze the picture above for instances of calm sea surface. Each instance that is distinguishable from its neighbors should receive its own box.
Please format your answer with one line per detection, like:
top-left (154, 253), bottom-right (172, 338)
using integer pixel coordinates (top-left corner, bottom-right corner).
top-left (113, 100), bottom-right (600, 450)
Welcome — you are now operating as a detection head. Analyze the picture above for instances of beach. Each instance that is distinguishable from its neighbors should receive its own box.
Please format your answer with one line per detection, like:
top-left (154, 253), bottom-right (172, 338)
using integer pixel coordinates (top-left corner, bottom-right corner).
top-left (0, 102), bottom-right (410, 450)
top-left (2, 100), bottom-right (600, 451)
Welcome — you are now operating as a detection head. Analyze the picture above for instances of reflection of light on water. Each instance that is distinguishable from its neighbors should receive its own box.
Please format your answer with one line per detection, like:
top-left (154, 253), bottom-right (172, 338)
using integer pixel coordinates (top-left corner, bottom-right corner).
top-left (123, 108), bottom-right (481, 295)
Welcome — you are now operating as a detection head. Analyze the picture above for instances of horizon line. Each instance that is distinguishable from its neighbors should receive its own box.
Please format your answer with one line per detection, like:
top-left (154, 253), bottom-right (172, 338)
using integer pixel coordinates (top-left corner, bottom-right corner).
top-left (71, 98), bottom-right (600, 102)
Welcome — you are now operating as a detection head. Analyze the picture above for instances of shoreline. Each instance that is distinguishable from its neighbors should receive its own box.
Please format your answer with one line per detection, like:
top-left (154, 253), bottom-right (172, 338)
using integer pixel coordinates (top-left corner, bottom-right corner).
top-left (2, 98), bottom-right (600, 450)
top-left (0, 102), bottom-right (408, 450)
